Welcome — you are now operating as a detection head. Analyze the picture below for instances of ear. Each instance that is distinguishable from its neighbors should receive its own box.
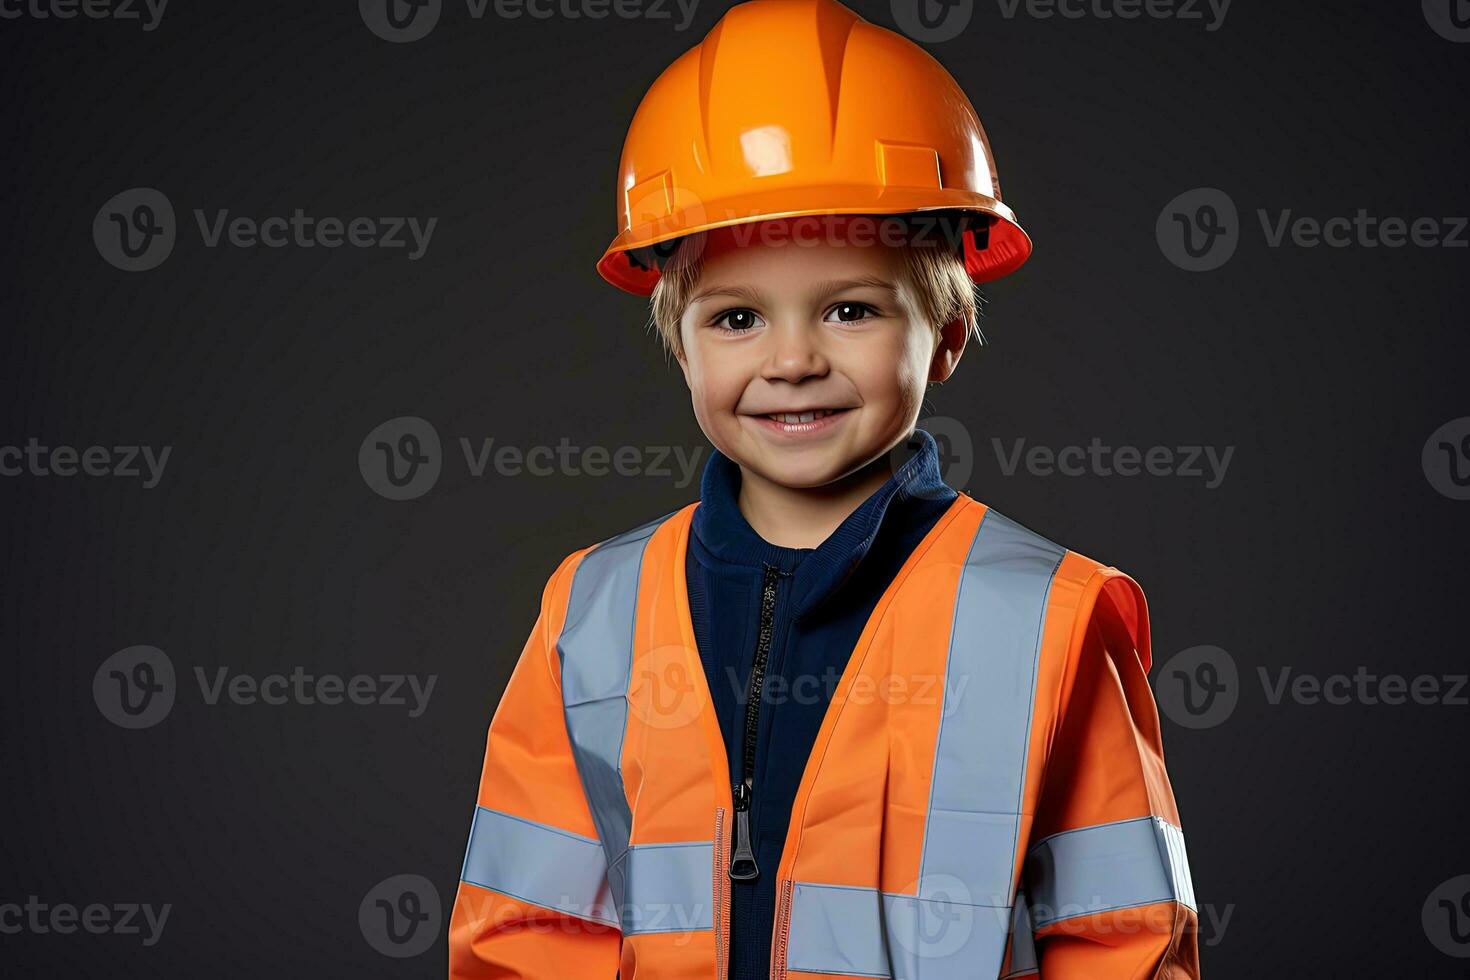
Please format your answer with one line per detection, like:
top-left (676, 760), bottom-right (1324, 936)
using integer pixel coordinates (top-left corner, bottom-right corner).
top-left (927, 312), bottom-right (970, 384)
top-left (673, 342), bottom-right (693, 387)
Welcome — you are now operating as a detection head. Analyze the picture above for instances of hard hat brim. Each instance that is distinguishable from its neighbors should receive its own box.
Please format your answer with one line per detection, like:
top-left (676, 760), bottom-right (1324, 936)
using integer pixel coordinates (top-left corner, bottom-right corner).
top-left (596, 184), bottom-right (1032, 296)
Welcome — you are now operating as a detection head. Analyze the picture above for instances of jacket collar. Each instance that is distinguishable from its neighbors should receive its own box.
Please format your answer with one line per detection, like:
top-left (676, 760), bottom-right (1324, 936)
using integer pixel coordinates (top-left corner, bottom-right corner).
top-left (689, 426), bottom-right (956, 621)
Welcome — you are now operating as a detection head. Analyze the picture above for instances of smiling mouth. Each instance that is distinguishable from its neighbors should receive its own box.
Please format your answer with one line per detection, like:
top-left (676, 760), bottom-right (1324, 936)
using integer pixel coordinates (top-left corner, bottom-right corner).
top-left (759, 408), bottom-right (849, 423)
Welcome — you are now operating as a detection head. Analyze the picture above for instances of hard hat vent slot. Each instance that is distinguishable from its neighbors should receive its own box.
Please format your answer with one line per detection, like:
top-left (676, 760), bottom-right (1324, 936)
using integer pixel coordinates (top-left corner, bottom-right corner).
top-left (877, 142), bottom-right (943, 189)
top-left (627, 170), bottom-right (675, 228)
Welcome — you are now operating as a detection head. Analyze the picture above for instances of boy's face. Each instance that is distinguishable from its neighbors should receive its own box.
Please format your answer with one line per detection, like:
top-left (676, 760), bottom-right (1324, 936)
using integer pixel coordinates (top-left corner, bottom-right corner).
top-left (674, 218), bottom-right (965, 491)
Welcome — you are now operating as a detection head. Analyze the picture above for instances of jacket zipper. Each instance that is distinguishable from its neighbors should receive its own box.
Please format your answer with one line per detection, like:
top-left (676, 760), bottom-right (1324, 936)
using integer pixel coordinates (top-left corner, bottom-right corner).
top-left (729, 562), bottom-right (781, 882)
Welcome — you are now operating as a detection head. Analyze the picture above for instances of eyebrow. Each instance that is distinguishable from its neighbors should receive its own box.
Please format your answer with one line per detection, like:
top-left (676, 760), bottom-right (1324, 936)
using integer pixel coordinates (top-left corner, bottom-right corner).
top-left (688, 283), bottom-right (765, 305)
top-left (688, 276), bottom-right (899, 305)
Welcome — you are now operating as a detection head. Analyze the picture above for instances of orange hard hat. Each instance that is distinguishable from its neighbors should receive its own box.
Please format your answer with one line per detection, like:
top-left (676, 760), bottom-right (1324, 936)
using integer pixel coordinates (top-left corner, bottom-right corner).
top-left (595, 0), bottom-right (1033, 296)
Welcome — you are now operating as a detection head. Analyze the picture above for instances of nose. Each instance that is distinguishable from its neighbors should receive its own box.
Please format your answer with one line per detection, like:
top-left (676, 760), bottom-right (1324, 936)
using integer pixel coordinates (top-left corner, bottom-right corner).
top-left (759, 318), bottom-right (829, 384)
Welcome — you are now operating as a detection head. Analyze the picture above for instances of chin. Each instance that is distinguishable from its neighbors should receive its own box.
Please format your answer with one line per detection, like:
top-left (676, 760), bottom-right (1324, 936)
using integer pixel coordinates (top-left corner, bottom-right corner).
top-left (745, 454), bottom-right (855, 490)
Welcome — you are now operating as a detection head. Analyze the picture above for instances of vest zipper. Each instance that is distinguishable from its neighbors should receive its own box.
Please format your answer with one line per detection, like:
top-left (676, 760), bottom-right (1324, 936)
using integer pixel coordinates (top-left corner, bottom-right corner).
top-left (729, 562), bottom-right (781, 882)
top-left (771, 877), bottom-right (794, 980)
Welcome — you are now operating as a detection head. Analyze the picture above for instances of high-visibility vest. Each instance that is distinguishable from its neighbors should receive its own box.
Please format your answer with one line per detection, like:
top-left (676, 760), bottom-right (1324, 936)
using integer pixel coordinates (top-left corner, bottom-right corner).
top-left (449, 494), bottom-right (1200, 979)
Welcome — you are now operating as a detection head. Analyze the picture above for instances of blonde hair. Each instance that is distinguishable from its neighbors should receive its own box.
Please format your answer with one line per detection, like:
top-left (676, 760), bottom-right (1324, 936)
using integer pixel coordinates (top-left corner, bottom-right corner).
top-left (645, 216), bottom-right (988, 362)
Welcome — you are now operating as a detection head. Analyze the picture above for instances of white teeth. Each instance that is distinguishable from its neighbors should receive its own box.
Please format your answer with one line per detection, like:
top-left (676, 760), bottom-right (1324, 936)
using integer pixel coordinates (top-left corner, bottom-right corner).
top-left (769, 409), bottom-right (836, 424)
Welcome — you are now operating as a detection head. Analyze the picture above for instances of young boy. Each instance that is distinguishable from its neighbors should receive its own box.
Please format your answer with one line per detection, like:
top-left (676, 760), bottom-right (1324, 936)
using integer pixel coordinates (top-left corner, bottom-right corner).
top-left (448, 1), bottom-right (1200, 978)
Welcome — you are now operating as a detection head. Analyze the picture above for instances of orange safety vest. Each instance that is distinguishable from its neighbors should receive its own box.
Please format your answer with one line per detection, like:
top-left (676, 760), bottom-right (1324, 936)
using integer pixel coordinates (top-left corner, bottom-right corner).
top-left (449, 493), bottom-right (1200, 978)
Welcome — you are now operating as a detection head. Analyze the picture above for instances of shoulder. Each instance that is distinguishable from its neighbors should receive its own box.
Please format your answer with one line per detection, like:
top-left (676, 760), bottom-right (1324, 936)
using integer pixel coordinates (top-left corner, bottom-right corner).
top-left (540, 502), bottom-right (697, 604)
top-left (957, 495), bottom-right (1151, 670)
top-left (523, 503), bottom-right (697, 655)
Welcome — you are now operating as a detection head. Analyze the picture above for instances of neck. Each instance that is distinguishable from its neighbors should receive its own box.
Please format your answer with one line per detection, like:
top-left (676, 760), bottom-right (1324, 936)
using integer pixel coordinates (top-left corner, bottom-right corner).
top-left (735, 451), bottom-right (899, 550)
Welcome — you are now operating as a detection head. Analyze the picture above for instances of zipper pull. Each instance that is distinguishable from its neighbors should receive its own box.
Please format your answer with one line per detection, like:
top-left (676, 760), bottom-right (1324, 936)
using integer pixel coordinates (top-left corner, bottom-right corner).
top-left (729, 779), bottom-right (759, 881)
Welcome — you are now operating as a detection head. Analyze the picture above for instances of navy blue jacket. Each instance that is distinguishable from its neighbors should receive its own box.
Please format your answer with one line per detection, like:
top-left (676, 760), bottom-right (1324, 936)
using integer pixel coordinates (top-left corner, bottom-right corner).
top-left (684, 427), bottom-right (958, 979)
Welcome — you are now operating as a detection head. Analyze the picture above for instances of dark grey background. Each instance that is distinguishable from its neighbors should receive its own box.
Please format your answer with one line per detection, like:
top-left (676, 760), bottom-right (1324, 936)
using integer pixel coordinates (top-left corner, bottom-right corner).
top-left (2, 0), bottom-right (1468, 975)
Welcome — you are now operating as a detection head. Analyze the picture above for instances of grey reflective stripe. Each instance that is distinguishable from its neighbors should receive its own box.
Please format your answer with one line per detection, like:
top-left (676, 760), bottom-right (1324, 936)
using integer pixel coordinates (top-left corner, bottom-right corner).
top-left (786, 881), bottom-right (1013, 978)
top-left (783, 509), bottom-right (1067, 978)
top-left (1025, 815), bottom-right (1198, 928)
top-left (614, 840), bottom-right (714, 935)
top-left (1004, 890), bottom-right (1038, 977)
top-left (459, 807), bottom-right (714, 934)
top-left (784, 814), bottom-right (1199, 975)
top-left (921, 509), bottom-right (1065, 908)
top-left (1158, 817), bottom-right (1197, 912)
top-left (786, 884), bottom-right (885, 976)
top-left (557, 510), bottom-right (685, 933)
top-left (460, 806), bottom-right (617, 925)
